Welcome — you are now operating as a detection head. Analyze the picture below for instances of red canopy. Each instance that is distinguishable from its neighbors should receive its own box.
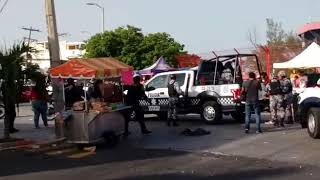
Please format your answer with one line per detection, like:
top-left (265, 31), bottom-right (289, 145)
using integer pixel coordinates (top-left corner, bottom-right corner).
top-left (50, 58), bottom-right (133, 79)
top-left (175, 55), bottom-right (201, 68)
top-left (297, 22), bottom-right (320, 35)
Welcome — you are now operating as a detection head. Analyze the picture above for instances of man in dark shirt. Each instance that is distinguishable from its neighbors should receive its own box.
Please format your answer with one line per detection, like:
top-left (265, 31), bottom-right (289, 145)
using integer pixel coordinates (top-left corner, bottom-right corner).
top-left (242, 72), bottom-right (262, 134)
top-left (125, 74), bottom-right (151, 136)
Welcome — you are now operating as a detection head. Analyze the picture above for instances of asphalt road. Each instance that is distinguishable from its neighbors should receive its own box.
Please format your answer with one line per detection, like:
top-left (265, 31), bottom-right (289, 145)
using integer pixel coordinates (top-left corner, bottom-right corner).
top-left (2, 106), bottom-right (320, 179)
top-left (0, 146), bottom-right (319, 180)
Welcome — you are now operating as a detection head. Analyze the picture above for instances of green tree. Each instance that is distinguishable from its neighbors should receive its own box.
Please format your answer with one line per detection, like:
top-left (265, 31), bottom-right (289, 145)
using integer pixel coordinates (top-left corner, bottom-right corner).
top-left (0, 43), bottom-right (28, 138)
top-left (0, 43), bottom-right (40, 139)
top-left (140, 32), bottom-right (185, 68)
top-left (85, 25), bottom-right (186, 69)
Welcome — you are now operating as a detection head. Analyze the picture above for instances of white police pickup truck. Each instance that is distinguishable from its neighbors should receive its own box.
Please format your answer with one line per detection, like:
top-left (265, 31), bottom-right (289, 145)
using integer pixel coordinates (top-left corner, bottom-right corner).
top-left (296, 87), bottom-right (320, 138)
top-left (140, 54), bottom-right (263, 124)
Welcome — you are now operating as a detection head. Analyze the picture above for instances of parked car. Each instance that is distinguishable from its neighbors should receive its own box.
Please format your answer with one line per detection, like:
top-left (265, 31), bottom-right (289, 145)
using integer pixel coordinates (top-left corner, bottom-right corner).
top-left (139, 54), bottom-right (264, 124)
top-left (296, 87), bottom-right (320, 138)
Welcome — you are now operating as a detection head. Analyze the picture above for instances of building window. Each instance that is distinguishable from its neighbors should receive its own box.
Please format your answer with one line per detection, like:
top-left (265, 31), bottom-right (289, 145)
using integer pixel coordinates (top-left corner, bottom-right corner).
top-left (68, 45), bottom-right (76, 50)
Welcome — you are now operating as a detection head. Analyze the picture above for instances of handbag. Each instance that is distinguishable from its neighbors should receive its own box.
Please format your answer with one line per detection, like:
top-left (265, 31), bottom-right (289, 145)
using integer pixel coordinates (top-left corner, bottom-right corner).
top-left (240, 80), bottom-right (254, 102)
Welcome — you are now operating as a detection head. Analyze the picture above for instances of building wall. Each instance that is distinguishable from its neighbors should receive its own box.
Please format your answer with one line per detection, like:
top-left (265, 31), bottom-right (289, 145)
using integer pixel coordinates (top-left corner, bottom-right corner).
top-left (29, 41), bottom-right (86, 71)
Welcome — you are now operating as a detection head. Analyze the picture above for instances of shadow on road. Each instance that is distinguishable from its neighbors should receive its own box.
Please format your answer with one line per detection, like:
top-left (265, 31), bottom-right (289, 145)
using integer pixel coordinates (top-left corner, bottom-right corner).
top-left (114, 166), bottom-right (305, 180)
top-left (0, 148), bottom-right (188, 177)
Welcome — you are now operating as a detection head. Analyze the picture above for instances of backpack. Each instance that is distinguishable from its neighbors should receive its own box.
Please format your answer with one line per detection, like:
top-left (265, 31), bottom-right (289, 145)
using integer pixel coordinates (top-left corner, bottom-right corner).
top-left (168, 82), bottom-right (178, 97)
top-left (269, 80), bottom-right (282, 95)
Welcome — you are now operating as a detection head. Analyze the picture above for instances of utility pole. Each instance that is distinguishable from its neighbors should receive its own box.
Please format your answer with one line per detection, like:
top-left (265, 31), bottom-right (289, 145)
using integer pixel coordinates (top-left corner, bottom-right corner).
top-left (45, 0), bottom-right (64, 138)
top-left (21, 26), bottom-right (40, 62)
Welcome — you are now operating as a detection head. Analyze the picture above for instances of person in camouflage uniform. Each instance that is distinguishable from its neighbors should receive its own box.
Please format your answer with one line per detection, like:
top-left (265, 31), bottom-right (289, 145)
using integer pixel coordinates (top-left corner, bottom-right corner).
top-left (167, 74), bottom-right (182, 127)
top-left (278, 71), bottom-right (294, 124)
top-left (266, 74), bottom-right (285, 127)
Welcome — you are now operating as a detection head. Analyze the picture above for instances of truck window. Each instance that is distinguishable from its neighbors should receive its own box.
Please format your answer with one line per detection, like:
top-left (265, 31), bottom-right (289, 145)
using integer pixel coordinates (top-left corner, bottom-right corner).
top-left (176, 73), bottom-right (186, 86)
top-left (196, 61), bottom-right (222, 85)
top-left (147, 75), bottom-right (168, 89)
top-left (239, 56), bottom-right (260, 80)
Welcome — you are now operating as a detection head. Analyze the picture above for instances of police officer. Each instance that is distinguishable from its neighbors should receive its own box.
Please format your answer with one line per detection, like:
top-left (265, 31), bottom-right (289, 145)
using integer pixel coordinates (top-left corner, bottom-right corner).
top-left (125, 74), bottom-right (152, 136)
top-left (279, 71), bottom-right (294, 124)
top-left (266, 74), bottom-right (285, 127)
top-left (167, 74), bottom-right (182, 127)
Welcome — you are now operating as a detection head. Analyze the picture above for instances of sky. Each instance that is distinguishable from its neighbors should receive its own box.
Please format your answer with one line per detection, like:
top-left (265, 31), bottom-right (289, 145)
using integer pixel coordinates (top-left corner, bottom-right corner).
top-left (0, 0), bottom-right (320, 54)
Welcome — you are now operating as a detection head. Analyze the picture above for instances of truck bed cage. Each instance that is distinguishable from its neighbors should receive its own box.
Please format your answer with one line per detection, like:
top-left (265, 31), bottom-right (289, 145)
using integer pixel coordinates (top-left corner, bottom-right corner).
top-left (205, 53), bottom-right (259, 63)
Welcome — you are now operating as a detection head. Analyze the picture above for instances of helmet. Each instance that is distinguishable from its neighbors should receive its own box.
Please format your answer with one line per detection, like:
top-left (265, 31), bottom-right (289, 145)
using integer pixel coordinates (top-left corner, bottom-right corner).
top-left (278, 71), bottom-right (286, 77)
top-left (169, 74), bottom-right (176, 80)
top-left (317, 78), bottom-right (320, 86)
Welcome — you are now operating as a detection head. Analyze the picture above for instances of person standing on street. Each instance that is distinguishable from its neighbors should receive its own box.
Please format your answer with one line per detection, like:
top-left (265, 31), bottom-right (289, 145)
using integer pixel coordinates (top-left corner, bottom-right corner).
top-left (31, 75), bottom-right (49, 129)
top-left (167, 74), bottom-right (182, 127)
top-left (279, 71), bottom-right (294, 124)
top-left (125, 74), bottom-right (152, 136)
top-left (242, 72), bottom-right (262, 134)
top-left (266, 74), bottom-right (285, 127)
top-left (1, 83), bottom-right (18, 133)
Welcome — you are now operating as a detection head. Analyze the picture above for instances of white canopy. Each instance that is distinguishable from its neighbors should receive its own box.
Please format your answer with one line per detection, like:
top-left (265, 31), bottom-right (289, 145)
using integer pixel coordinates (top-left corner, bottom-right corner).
top-left (273, 42), bottom-right (320, 69)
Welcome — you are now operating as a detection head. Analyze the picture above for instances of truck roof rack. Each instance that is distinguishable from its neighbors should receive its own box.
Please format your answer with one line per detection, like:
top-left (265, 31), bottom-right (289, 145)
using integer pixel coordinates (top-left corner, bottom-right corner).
top-left (205, 53), bottom-right (258, 63)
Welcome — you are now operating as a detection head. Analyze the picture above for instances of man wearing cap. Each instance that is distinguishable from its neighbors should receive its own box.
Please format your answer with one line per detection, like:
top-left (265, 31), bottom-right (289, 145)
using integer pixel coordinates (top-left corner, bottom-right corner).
top-left (266, 73), bottom-right (285, 127)
top-left (279, 71), bottom-right (294, 124)
top-left (167, 74), bottom-right (182, 127)
top-left (125, 74), bottom-right (152, 136)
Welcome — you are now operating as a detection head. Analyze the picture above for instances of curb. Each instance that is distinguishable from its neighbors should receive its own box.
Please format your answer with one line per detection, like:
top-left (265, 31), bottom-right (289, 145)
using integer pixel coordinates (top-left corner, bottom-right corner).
top-left (0, 139), bottom-right (34, 151)
top-left (0, 138), bottom-right (66, 152)
top-left (30, 137), bottom-right (66, 149)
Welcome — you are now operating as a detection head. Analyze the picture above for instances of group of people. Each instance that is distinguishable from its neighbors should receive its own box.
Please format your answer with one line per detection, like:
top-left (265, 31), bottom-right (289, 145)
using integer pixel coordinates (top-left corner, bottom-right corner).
top-left (242, 71), bottom-right (294, 134)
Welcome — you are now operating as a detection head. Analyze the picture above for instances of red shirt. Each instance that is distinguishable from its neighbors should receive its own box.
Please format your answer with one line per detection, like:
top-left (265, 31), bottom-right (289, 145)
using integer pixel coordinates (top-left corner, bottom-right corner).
top-left (30, 89), bottom-right (39, 101)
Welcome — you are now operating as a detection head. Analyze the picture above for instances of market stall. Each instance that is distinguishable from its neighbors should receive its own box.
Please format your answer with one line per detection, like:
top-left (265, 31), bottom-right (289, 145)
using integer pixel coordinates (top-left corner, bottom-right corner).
top-left (273, 42), bottom-right (320, 69)
top-left (50, 57), bottom-right (134, 146)
top-left (273, 42), bottom-right (320, 90)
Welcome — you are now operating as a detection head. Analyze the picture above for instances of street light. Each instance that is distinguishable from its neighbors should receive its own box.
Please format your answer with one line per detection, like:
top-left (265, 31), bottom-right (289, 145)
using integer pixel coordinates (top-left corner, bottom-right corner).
top-left (86, 2), bottom-right (105, 33)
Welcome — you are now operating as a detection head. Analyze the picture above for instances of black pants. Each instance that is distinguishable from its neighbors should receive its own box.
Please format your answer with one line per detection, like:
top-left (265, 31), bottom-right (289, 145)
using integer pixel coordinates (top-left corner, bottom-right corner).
top-left (125, 105), bottom-right (147, 133)
top-left (5, 105), bottom-right (16, 130)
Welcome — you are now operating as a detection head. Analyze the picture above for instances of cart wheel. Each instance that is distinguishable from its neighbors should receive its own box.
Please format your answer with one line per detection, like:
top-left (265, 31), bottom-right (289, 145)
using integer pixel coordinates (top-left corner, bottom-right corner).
top-left (102, 131), bottom-right (119, 148)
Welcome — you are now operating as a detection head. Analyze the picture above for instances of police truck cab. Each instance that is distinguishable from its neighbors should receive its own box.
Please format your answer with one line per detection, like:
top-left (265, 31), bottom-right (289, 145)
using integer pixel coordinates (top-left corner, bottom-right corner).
top-left (140, 54), bottom-right (264, 124)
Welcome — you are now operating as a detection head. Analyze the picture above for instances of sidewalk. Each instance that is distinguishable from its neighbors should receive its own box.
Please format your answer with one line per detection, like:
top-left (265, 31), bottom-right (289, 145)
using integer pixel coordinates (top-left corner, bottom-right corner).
top-left (0, 113), bottom-right (56, 146)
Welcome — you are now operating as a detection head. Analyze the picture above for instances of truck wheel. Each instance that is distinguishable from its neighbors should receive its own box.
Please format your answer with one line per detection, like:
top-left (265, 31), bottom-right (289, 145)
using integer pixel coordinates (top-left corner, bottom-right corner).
top-left (307, 108), bottom-right (320, 139)
top-left (201, 101), bottom-right (222, 124)
top-left (103, 131), bottom-right (119, 148)
top-left (231, 111), bottom-right (245, 123)
top-left (158, 112), bottom-right (168, 121)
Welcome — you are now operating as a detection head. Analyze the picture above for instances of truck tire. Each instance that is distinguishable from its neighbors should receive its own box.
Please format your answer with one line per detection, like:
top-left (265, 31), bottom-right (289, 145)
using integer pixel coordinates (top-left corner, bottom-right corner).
top-left (307, 108), bottom-right (320, 139)
top-left (201, 101), bottom-right (222, 124)
top-left (231, 111), bottom-right (245, 123)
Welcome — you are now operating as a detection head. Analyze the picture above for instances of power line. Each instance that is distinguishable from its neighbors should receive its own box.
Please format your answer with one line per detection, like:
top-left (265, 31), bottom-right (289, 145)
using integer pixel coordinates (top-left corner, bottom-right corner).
top-left (0, 0), bottom-right (9, 15)
top-left (21, 26), bottom-right (41, 62)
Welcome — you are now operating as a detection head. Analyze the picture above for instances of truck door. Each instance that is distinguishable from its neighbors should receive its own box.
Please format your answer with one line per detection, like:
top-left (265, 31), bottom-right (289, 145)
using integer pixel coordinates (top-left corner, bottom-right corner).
top-left (144, 74), bottom-right (169, 112)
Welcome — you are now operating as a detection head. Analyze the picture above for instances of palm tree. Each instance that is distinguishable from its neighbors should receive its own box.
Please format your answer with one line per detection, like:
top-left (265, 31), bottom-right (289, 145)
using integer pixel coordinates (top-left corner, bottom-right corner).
top-left (0, 43), bottom-right (29, 139)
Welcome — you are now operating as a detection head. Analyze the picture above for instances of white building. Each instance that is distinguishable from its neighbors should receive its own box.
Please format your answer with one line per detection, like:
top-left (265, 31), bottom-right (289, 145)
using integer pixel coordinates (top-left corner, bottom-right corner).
top-left (29, 41), bottom-right (86, 71)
